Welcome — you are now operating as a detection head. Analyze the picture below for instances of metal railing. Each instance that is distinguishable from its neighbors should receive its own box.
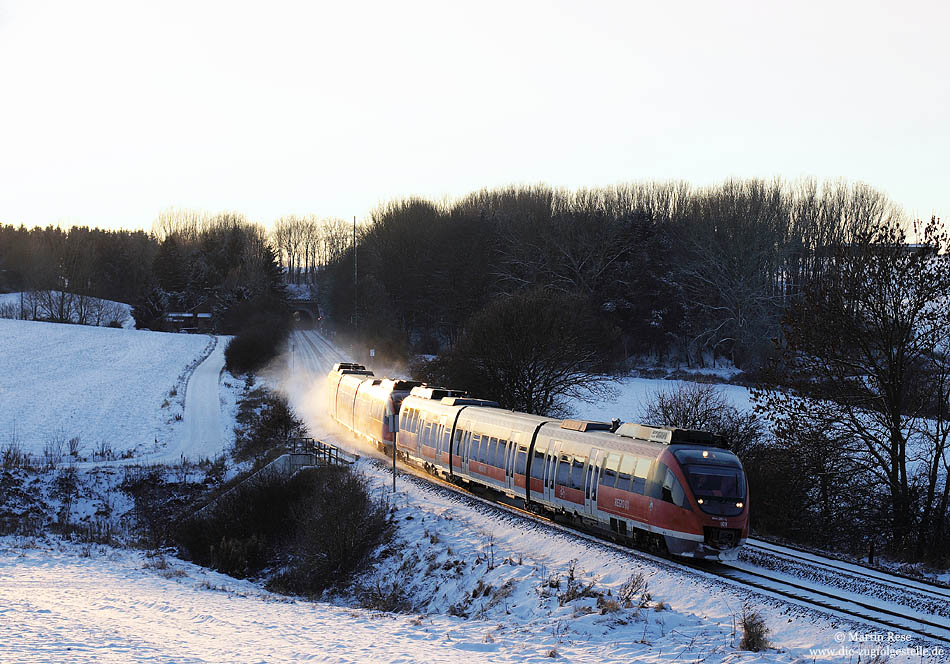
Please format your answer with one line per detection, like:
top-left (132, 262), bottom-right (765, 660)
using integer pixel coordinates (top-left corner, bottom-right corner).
top-left (289, 437), bottom-right (356, 466)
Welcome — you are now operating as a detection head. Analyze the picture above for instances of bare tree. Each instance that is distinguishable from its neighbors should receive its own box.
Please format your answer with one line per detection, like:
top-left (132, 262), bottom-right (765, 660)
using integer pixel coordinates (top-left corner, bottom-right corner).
top-left (418, 289), bottom-right (616, 416)
top-left (754, 215), bottom-right (950, 553)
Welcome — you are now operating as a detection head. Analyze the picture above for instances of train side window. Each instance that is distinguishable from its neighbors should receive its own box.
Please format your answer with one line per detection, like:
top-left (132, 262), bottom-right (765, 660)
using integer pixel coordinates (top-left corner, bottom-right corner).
top-left (571, 457), bottom-right (585, 490)
top-left (462, 430), bottom-right (472, 461)
top-left (600, 453), bottom-right (620, 487)
top-left (632, 457), bottom-right (650, 494)
top-left (617, 455), bottom-right (636, 492)
top-left (646, 462), bottom-right (663, 498)
top-left (531, 449), bottom-right (546, 480)
top-left (556, 455), bottom-right (571, 486)
top-left (454, 429), bottom-right (463, 455)
top-left (470, 434), bottom-right (481, 462)
top-left (487, 437), bottom-right (498, 466)
top-left (663, 468), bottom-right (689, 508)
top-left (515, 447), bottom-right (527, 475)
top-left (661, 467), bottom-right (674, 503)
top-left (498, 440), bottom-right (510, 468)
top-left (482, 437), bottom-right (493, 464)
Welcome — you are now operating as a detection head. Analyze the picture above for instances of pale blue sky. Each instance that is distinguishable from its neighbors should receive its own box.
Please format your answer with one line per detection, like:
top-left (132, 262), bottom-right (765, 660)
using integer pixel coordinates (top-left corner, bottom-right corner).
top-left (0, 0), bottom-right (946, 230)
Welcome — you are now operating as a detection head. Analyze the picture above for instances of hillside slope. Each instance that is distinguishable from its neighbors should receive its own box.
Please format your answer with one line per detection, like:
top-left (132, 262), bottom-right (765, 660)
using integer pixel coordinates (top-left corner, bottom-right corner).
top-left (0, 319), bottom-right (217, 462)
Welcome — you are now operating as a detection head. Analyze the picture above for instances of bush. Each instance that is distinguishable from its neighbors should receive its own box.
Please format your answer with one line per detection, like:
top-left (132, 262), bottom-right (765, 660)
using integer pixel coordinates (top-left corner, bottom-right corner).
top-left (121, 468), bottom-right (207, 549)
top-left (272, 466), bottom-right (391, 595)
top-left (1, 441), bottom-right (26, 469)
top-left (177, 465), bottom-right (391, 594)
top-left (738, 605), bottom-right (770, 651)
top-left (222, 296), bottom-right (291, 374)
top-left (618, 571), bottom-right (648, 608)
top-left (0, 470), bottom-right (49, 535)
top-left (233, 389), bottom-right (305, 461)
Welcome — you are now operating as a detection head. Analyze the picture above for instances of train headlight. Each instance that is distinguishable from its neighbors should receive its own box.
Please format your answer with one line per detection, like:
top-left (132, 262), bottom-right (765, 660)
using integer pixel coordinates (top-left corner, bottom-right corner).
top-left (697, 498), bottom-right (704, 504)
top-left (702, 450), bottom-right (709, 458)
top-left (736, 501), bottom-right (744, 508)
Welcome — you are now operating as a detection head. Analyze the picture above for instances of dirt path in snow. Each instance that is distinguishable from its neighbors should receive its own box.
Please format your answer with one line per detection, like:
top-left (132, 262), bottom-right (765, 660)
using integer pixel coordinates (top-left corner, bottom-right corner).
top-left (179, 337), bottom-right (225, 460)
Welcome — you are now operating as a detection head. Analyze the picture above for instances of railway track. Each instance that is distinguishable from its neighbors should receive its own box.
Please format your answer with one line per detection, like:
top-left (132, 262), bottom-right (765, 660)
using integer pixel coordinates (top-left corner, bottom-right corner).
top-left (711, 562), bottom-right (950, 643)
top-left (745, 538), bottom-right (950, 598)
top-left (292, 330), bottom-right (950, 647)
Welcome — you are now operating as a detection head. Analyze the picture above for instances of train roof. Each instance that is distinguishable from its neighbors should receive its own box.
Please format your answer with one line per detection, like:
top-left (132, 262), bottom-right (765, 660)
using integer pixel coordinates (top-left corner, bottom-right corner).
top-left (409, 385), bottom-right (468, 400)
top-left (332, 362), bottom-right (368, 373)
top-left (441, 397), bottom-right (499, 407)
top-left (560, 419), bottom-right (614, 432)
top-left (381, 378), bottom-right (423, 392)
top-left (616, 423), bottom-right (726, 448)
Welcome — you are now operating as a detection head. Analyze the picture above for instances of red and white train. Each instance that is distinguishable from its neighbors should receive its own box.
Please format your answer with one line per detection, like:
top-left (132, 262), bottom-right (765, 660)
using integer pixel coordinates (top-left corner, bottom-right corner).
top-left (326, 363), bottom-right (749, 559)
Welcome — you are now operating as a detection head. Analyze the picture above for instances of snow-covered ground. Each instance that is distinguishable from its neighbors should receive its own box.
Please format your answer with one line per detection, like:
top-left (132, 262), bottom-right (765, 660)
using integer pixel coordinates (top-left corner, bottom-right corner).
top-left (1, 321), bottom-right (947, 663)
top-left (0, 318), bottom-right (235, 464)
top-left (569, 376), bottom-right (754, 423)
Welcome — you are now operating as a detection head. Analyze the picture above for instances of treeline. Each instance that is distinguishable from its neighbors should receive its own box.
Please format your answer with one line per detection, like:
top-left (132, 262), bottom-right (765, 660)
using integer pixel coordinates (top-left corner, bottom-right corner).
top-left (0, 224), bottom-right (155, 306)
top-left (321, 178), bottom-right (905, 371)
top-left (0, 210), bottom-right (295, 372)
top-left (270, 214), bottom-right (354, 285)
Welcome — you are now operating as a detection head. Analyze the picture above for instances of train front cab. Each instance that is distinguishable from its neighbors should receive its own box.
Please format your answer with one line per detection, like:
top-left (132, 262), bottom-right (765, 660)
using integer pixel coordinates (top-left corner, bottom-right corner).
top-left (326, 364), bottom-right (373, 429)
top-left (529, 423), bottom-right (748, 560)
top-left (666, 444), bottom-right (748, 557)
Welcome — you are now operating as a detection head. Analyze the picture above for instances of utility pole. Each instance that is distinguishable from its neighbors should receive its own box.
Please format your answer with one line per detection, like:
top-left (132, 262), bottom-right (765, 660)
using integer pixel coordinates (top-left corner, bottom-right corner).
top-left (353, 215), bottom-right (358, 335)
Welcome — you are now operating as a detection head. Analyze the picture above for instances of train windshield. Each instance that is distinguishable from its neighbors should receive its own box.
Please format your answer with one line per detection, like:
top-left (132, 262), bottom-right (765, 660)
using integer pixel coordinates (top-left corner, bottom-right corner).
top-left (684, 466), bottom-right (745, 500)
top-left (682, 464), bottom-right (746, 516)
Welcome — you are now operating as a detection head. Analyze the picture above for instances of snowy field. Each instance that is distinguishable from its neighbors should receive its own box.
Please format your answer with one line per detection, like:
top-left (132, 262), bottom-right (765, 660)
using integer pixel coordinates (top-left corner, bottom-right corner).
top-left (0, 318), bottom-right (230, 463)
top-left (1, 321), bottom-right (947, 663)
top-left (569, 376), bottom-right (754, 423)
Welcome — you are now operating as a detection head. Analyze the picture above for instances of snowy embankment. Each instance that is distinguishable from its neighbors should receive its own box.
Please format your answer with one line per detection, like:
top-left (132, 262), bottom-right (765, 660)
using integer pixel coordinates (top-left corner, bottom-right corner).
top-left (0, 318), bottom-right (233, 463)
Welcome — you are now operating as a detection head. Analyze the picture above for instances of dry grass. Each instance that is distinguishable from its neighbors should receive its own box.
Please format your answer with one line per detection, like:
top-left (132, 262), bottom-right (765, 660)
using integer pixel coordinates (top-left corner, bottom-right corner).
top-left (738, 604), bottom-right (770, 652)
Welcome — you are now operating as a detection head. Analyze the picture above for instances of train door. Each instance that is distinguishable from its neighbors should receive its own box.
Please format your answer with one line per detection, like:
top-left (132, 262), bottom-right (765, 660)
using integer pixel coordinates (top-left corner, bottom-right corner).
top-left (584, 449), bottom-right (604, 517)
top-left (528, 438), bottom-right (548, 502)
top-left (436, 415), bottom-right (449, 469)
top-left (542, 440), bottom-right (563, 504)
top-left (382, 398), bottom-right (395, 443)
top-left (504, 431), bottom-right (520, 494)
top-left (462, 431), bottom-right (478, 477)
top-left (451, 427), bottom-right (465, 474)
